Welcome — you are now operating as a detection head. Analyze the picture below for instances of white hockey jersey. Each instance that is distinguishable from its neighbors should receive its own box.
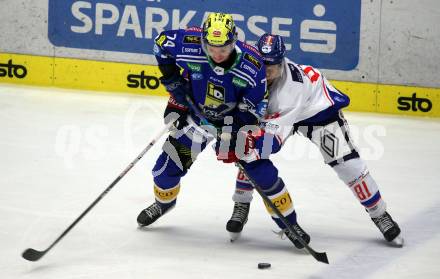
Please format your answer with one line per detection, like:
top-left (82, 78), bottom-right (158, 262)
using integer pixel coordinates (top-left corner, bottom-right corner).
top-left (261, 58), bottom-right (349, 142)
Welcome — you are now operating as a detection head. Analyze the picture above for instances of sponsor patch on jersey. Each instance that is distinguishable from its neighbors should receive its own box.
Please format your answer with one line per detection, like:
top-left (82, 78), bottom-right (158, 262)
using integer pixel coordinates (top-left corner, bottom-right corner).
top-left (232, 76), bottom-right (248, 88)
top-left (183, 35), bottom-right (201, 44)
top-left (288, 63), bottom-right (303, 83)
top-left (191, 72), bottom-right (203, 80)
top-left (187, 62), bottom-right (201, 72)
top-left (244, 53), bottom-right (262, 70)
top-left (182, 47), bottom-right (200, 54)
top-left (209, 76), bottom-right (224, 84)
top-left (155, 34), bottom-right (167, 47)
top-left (205, 82), bottom-right (225, 106)
top-left (240, 62), bottom-right (257, 77)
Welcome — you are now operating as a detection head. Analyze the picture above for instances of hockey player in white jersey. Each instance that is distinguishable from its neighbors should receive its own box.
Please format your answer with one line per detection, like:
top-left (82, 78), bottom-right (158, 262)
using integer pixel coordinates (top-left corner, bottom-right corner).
top-left (224, 34), bottom-right (403, 247)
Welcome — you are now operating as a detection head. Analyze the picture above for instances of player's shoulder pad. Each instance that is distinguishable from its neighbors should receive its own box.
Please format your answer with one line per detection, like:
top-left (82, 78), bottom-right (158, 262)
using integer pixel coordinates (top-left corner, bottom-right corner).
top-left (233, 41), bottom-right (265, 88)
top-left (179, 27), bottom-right (204, 56)
top-left (154, 29), bottom-right (183, 57)
top-left (155, 28), bottom-right (204, 57)
top-left (154, 29), bottom-right (181, 48)
top-left (286, 61), bottom-right (304, 83)
top-left (182, 27), bottom-right (203, 45)
top-left (237, 41), bottom-right (264, 72)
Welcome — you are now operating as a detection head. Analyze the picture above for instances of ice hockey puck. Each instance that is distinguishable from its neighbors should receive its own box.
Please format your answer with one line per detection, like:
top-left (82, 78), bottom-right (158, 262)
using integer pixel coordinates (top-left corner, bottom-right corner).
top-left (258, 263), bottom-right (271, 269)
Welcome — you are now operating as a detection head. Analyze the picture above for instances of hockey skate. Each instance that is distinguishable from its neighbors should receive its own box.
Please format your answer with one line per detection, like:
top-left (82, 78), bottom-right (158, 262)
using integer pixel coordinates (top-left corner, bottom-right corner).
top-left (137, 202), bottom-right (174, 227)
top-left (226, 202), bottom-right (250, 241)
top-left (371, 211), bottom-right (404, 247)
top-left (277, 223), bottom-right (311, 249)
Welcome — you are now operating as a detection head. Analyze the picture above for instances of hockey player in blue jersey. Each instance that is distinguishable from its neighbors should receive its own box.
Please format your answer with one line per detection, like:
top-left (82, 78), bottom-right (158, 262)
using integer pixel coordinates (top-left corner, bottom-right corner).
top-left (222, 34), bottom-right (403, 247)
top-left (136, 14), bottom-right (311, 249)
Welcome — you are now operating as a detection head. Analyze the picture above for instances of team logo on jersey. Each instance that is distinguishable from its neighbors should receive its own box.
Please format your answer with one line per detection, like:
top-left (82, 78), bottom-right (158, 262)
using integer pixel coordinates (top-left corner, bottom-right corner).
top-left (232, 76), bottom-right (248, 88)
top-left (244, 53), bottom-right (262, 70)
top-left (205, 82), bottom-right (225, 106)
top-left (187, 63), bottom-right (201, 72)
top-left (183, 35), bottom-right (201, 44)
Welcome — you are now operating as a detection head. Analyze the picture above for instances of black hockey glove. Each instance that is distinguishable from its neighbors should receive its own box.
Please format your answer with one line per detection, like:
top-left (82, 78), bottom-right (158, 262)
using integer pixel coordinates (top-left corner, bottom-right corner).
top-left (164, 96), bottom-right (189, 130)
top-left (159, 73), bottom-right (190, 105)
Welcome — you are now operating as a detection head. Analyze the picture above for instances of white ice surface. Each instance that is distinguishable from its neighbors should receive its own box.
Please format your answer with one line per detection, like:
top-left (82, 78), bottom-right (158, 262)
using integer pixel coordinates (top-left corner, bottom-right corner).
top-left (1, 84), bottom-right (439, 279)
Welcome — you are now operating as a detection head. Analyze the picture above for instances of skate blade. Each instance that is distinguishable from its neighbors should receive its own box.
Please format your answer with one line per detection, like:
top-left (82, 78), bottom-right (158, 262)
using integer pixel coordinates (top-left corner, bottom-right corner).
top-left (388, 235), bottom-right (404, 248)
top-left (229, 232), bottom-right (241, 242)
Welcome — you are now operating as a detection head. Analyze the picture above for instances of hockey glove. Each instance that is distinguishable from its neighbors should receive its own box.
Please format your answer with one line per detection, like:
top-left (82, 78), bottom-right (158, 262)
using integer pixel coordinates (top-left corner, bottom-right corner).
top-left (164, 96), bottom-right (189, 130)
top-left (215, 130), bottom-right (256, 163)
top-left (215, 128), bottom-right (283, 163)
top-left (159, 73), bottom-right (190, 105)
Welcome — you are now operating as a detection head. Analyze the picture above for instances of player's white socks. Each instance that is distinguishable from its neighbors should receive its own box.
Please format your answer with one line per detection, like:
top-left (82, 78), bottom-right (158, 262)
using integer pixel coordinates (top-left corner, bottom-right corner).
top-left (232, 188), bottom-right (254, 203)
top-left (233, 169), bottom-right (255, 203)
top-left (332, 158), bottom-right (386, 218)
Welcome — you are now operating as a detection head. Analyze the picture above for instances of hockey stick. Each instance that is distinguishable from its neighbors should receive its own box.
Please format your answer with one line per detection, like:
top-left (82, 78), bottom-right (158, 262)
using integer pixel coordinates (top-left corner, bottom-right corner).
top-left (185, 96), bottom-right (329, 264)
top-left (234, 163), bottom-right (329, 264)
top-left (22, 121), bottom-right (173, 262)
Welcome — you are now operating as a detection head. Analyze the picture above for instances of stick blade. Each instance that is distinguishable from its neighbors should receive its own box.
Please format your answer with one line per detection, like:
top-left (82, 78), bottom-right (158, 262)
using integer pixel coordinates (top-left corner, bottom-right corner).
top-left (22, 248), bottom-right (45, 262)
top-left (314, 251), bottom-right (329, 264)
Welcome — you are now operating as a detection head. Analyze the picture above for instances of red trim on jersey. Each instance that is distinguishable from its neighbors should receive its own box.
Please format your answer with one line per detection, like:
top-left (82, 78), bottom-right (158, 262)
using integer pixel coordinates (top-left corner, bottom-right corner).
top-left (322, 80), bottom-right (334, 105)
top-left (185, 27), bottom-right (202, 32)
top-left (302, 66), bottom-right (320, 83)
top-left (242, 43), bottom-right (262, 57)
top-left (167, 96), bottom-right (188, 110)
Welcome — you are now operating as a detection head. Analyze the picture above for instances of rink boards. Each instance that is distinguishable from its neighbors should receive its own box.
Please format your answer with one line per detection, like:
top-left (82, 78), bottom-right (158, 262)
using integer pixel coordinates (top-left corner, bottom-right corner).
top-left (1, 52), bottom-right (439, 117)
